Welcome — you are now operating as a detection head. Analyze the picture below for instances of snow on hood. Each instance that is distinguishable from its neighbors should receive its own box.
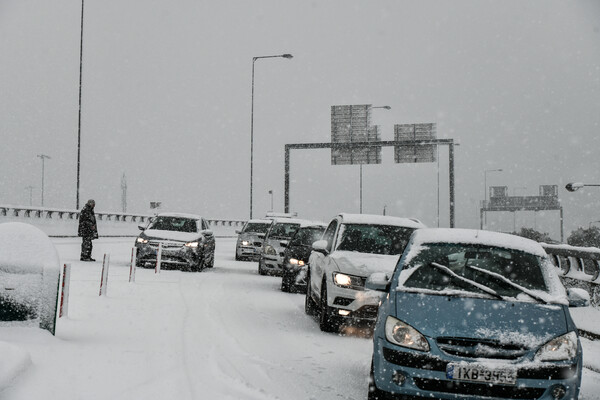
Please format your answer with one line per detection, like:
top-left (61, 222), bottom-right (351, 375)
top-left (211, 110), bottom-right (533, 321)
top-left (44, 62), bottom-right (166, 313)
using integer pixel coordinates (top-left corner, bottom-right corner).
top-left (0, 341), bottom-right (31, 391)
top-left (394, 292), bottom-right (566, 346)
top-left (0, 222), bottom-right (60, 274)
top-left (143, 229), bottom-right (199, 243)
top-left (330, 251), bottom-right (399, 276)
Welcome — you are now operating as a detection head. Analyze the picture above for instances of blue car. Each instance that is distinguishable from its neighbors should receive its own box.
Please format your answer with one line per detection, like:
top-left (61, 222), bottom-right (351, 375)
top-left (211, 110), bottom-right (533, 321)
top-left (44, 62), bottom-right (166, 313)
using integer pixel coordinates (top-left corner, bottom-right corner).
top-left (368, 228), bottom-right (589, 400)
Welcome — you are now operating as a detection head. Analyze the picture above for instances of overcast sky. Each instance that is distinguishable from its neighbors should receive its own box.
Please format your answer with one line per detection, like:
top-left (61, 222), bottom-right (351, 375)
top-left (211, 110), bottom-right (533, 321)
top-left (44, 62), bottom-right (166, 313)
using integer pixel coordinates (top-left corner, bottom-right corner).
top-left (1, 0), bottom-right (599, 240)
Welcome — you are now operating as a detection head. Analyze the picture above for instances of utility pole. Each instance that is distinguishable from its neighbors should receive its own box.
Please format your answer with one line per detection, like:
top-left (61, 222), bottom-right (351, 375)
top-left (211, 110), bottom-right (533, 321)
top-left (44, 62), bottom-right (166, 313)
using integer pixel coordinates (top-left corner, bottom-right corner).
top-left (121, 173), bottom-right (127, 213)
top-left (37, 154), bottom-right (51, 207)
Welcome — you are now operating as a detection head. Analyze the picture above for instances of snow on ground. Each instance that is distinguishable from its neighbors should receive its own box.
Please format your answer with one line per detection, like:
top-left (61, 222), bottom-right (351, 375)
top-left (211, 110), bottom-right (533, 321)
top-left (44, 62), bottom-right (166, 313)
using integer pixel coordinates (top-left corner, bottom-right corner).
top-left (1, 237), bottom-right (600, 399)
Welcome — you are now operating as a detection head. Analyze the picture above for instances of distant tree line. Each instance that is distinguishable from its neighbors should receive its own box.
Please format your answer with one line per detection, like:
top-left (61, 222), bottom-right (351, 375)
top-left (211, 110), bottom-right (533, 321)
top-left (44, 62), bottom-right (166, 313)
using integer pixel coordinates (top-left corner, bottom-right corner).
top-left (510, 226), bottom-right (600, 248)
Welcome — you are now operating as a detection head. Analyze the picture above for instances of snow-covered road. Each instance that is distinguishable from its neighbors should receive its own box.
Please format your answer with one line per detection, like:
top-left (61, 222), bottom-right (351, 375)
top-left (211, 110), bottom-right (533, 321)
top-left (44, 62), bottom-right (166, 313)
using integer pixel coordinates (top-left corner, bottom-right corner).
top-left (1, 237), bottom-right (600, 399)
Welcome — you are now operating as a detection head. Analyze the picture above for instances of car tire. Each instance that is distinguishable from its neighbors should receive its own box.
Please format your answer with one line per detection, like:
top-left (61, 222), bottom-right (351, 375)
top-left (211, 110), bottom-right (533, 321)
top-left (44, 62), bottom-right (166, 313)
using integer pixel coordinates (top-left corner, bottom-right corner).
top-left (319, 280), bottom-right (341, 333)
top-left (304, 272), bottom-right (318, 316)
top-left (367, 360), bottom-right (387, 400)
top-left (205, 253), bottom-right (214, 268)
top-left (281, 274), bottom-right (291, 292)
top-left (258, 258), bottom-right (267, 275)
top-left (235, 252), bottom-right (241, 261)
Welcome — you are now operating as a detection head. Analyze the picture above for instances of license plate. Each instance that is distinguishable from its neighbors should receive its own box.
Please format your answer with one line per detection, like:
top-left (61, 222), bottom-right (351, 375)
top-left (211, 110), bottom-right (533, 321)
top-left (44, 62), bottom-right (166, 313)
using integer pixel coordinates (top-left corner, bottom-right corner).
top-left (447, 363), bottom-right (517, 385)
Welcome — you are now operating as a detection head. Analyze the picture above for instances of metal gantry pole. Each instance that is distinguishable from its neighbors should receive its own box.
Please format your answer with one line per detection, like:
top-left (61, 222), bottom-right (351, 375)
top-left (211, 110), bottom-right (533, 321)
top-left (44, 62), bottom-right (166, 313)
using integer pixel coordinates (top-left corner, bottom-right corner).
top-left (37, 154), bottom-right (51, 207)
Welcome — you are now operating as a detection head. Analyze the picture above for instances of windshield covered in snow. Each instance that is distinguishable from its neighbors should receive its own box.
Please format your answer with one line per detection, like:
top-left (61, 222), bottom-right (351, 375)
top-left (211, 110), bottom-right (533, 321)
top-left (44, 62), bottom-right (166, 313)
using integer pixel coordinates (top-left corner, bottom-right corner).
top-left (336, 224), bottom-right (415, 255)
top-left (402, 243), bottom-right (548, 297)
top-left (243, 222), bottom-right (270, 234)
top-left (148, 217), bottom-right (198, 233)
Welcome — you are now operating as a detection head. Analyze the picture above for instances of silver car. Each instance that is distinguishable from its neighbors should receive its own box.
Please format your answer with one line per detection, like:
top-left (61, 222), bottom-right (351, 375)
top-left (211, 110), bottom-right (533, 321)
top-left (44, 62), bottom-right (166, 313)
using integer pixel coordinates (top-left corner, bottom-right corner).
top-left (135, 213), bottom-right (215, 272)
top-left (235, 219), bottom-right (271, 261)
top-left (258, 217), bottom-right (308, 276)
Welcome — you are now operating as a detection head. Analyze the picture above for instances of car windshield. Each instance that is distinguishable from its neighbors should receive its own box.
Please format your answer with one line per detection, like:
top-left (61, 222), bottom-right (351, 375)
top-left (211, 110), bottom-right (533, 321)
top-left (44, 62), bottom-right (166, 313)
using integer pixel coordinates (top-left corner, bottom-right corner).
top-left (148, 217), bottom-right (198, 233)
top-left (291, 227), bottom-right (325, 246)
top-left (243, 222), bottom-right (270, 234)
top-left (336, 224), bottom-right (415, 255)
top-left (269, 223), bottom-right (300, 239)
top-left (402, 243), bottom-right (548, 298)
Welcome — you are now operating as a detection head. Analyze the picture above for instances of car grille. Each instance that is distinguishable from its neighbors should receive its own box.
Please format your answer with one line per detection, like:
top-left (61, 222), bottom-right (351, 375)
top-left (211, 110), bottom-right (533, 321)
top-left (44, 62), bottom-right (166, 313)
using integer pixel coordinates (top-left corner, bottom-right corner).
top-left (148, 241), bottom-right (184, 249)
top-left (413, 378), bottom-right (545, 399)
top-left (436, 337), bottom-right (529, 359)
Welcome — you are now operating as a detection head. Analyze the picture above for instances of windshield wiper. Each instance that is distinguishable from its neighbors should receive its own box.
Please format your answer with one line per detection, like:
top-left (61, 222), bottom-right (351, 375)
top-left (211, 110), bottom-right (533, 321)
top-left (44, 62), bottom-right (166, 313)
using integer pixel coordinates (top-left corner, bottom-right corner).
top-left (429, 262), bottom-right (505, 301)
top-left (465, 265), bottom-right (548, 304)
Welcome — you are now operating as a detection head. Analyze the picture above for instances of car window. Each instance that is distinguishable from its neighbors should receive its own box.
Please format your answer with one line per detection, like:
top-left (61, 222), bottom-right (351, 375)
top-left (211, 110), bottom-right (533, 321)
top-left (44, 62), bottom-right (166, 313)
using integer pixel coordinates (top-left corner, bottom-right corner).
top-left (291, 227), bottom-right (325, 246)
top-left (402, 243), bottom-right (548, 296)
top-left (336, 224), bottom-right (414, 255)
top-left (148, 217), bottom-right (198, 233)
top-left (243, 222), bottom-right (271, 234)
top-left (322, 220), bottom-right (338, 252)
top-left (269, 223), bottom-right (300, 239)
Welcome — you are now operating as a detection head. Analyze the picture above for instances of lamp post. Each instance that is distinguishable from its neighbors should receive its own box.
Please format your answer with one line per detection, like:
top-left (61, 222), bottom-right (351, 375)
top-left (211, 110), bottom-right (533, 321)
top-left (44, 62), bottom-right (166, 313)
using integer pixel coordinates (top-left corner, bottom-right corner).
top-left (75, 0), bottom-right (86, 210)
top-left (483, 168), bottom-right (503, 228)
top-left (360, 105), bottom-right (391, 214)
top-left (268, 190), bottom-right (274, 212)
top-left (566, 182), bottom-right (600, 192)
top-left (250, 53), bottom-right (293, 219)
top-left (37, 154), bottom-right (51, 207)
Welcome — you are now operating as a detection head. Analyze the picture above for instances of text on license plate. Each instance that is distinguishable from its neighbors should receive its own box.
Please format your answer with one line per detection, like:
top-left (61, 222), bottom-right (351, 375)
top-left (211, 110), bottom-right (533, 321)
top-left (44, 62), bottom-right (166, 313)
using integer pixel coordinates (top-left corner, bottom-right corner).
top-left (447, 363), bottom-right (517, 385)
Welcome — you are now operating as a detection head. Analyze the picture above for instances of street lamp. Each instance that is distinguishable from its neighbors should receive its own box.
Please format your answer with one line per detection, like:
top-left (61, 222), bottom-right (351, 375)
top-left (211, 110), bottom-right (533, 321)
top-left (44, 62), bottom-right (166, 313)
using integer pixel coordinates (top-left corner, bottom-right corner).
top-left (566, 182), bottom-right (600, 192)
top-left (250, 53), bottom-right (293, 219)
top-left (37, 154), bottom-right (51, 207)
top-left (360, 105), bottom-right (391, 214)
top-left (76, 0), bottom-right (85, 210)
top-left (483, 168), bottom-right (503, 228)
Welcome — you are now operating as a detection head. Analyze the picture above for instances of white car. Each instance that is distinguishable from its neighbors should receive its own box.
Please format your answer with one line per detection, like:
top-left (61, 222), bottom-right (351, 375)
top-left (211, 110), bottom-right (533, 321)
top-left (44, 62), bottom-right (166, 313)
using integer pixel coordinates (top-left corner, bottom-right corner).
top-left (305, 213), bottom-right (425, 332)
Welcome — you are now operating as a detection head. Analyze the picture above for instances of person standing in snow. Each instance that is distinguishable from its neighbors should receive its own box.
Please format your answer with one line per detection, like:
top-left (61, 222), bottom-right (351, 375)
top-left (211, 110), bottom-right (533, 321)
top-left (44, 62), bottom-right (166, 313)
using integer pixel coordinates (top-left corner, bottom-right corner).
top-left (78, 199), bottom-right (98, 261)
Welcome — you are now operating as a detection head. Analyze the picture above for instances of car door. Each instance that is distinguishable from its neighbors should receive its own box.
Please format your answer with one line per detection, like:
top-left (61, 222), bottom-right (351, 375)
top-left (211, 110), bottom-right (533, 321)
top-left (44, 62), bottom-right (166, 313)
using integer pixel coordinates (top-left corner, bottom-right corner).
top-left (309, 219), bottom-right (339, 300)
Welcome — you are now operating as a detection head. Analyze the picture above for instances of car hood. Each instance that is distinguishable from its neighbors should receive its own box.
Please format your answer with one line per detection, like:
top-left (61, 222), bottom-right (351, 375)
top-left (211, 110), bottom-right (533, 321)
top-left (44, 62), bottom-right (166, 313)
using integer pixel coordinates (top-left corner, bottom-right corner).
top-left (143, 229), bottom-right (199, 243)
top-left (330, 251), bottom-right (399, 277)
top-left (393, 291), bottom-right (568, 349)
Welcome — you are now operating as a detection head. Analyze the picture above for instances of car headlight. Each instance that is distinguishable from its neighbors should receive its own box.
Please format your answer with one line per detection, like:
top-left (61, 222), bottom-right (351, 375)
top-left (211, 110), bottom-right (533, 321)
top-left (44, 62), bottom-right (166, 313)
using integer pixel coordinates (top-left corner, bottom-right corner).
top-left (289, 258), bottom-right (305, 266)
top-left (332, 272), bottom-right (365, 289)
top-left (241, 240), bottom-right (251, 246)
top-left (264, 245), bottom-right (277, 255)
top-left (136, 237), bottom-right (148, 244)
top-left (535, 331), bottom-right (578, 361)
top-left (184, 241), bottom-right (200, 248)
top-left (385, 316), bottom-right (430, 352)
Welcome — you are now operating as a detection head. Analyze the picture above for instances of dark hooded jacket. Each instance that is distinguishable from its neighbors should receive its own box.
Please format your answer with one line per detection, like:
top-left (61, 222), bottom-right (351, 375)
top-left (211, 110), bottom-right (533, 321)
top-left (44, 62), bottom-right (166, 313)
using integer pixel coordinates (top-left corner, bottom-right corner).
top-left (78, 203), bottom-right (98, 238)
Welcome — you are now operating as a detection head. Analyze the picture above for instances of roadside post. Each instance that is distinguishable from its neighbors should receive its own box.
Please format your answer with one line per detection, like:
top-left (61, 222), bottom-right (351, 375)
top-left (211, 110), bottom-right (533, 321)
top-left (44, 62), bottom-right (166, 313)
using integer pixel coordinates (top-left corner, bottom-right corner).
top-left (59, 263), bottom-right (71, 318)
top-left (129, 248), bottom-right (137, 283)
top-left (155, 243), bottom-right (162, 274)
top-left (99, 254), bottom-right (110, 296)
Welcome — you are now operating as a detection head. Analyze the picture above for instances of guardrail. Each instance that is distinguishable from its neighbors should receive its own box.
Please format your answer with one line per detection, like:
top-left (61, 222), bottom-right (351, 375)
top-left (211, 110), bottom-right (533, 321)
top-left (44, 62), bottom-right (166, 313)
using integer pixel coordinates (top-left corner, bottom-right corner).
top-left (542, 243), bottom-right (600, 306)
top-left (0, 205), bottom-right (246, 237)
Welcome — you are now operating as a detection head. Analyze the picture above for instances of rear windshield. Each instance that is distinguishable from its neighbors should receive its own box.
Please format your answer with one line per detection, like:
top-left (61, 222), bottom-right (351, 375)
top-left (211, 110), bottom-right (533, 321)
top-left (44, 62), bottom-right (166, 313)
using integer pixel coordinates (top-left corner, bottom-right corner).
top-left (243, 223), bottom-right (270, 234)
top-left (402, 243), bottom-right (548, 296)
top-left (269, 223), bottom-right (300, 239)
top-left (148, 217), bottom-right (198, 233)
top-left (292, 227), bottom-right (325, 246)
top-left (336, 224), bottom-right (415, 255)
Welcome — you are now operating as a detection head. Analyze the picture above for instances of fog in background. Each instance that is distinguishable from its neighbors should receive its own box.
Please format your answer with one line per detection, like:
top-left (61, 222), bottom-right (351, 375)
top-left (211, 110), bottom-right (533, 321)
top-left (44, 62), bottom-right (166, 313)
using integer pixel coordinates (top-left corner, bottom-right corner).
top-left (1, 0), bottom-right (599, 240)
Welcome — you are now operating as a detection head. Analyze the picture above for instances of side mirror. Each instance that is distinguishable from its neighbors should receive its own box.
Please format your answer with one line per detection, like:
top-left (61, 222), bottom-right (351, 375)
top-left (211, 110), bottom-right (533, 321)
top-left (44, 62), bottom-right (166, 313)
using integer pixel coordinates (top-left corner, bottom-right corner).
top-left (138, 224), bottom-right (146, 231)
top-left (312, 240), bottom-right (329, 255)
top-left (366, 272), bottom-right (391, 292)
top-left (235, 230), bottom-right (241, 234)
top-left (567, 288), bottom-right (590, 308)
top-left (280, 240), bottom-right (289, 248)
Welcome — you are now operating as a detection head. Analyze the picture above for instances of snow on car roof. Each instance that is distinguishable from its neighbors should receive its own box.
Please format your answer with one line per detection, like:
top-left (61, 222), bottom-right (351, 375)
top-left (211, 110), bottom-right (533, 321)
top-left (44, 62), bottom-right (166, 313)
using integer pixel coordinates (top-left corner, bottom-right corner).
top-left (298, 220), bottom-right (327, 228)
top-left (246, 219), bottom-right (272, 224)
top-left (410, 228), bottom-right (548, 257)
top-left (0, 222), bottom-right (60, 274)
top-left (269, 217), bottom-right (311, 225)
top-left (338, 213), bottom-right (426, 229)
top-left (155, 212), bottom-right (202, 220)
